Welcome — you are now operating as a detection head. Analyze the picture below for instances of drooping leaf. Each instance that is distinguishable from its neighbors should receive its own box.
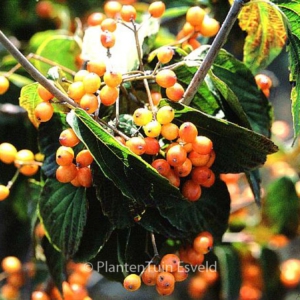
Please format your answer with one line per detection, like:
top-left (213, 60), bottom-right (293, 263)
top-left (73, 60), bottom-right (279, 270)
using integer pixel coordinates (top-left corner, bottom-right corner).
top-left (73, 188), bottom-right (115, 262)
top-left (214, 245), bottom-right (242, 300)
top-left (38, 179), bottom-right (87, 258)
top-left (264, 176), bottom-right (299, 237)
top-left (67, 109), bottom-right (231, 240)
top-left (42, 237), bottom-right (65, 295)
top-left (245, 169), bottom-right (262, 205)
top-left (164, 100), bottom-right (278, 173)
top-left (277, 1), bottom-right (300, 139)
top-left (35, 35), bottom-right (81, 76)
top-left (238, 0), bottom-right (287, 74)
top-left (182, 47), bottom-right (273, 137)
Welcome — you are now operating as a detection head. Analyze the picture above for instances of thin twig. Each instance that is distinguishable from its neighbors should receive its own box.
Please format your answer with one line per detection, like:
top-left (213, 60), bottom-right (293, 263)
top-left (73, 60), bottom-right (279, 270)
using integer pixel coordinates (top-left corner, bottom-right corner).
top-left (182, 0), bottom-right (247, 105)
top-left (0, 31), bottom-right (78, 107)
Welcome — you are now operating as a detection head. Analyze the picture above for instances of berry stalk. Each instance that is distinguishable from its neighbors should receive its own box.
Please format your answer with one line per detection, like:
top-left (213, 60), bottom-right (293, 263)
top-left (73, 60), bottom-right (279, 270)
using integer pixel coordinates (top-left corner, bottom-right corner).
top-left (182, 0), bottom-right (248, 105)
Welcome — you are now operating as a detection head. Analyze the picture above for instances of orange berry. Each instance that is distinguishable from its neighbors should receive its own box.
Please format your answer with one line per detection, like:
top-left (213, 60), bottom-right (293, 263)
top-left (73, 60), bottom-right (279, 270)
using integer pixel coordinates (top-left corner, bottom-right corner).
top-left (166, 144), bottom-right (187, 167)
top-left (1, 283), bottom-right (19, 299)
top-left (186, 6), bottom-right (205, 27)
top-left (126, 137), bottom-right (146, 155)
top-left (165, 169), bottom-right (180, 187)
top-left (192, 135), bottom-right (213, 155)
top-left (191, 166), bottom-right (215, 187)
top-left (15, 149), bottom-right (39, 176)
top-left (160, 254), bottom-right (180, 273)
top-left (255, 74), bottom-right (272, 90)
top-left (0, 76), bottom-right (10, 95)
top-left (174, 158), bottom-right (192, 177)
top-left (56, 146), bottom-right (74, 166)
top-left (148, 1), bottom-right (165, 18)
top-left (34, 102), bottom-right (54, 122)
top-left (104, 1), bottom-right (122, 18)
top-left (123, 274), bottom-right (141, 292)
top-left (181, 180), bottom-right (202, 201)
top-left (37, 83), bottom-right (54, 102)
top-left (155, 69), bottom-right (177, 88)
top-left (161, 123), bottom-right (179, 141)
top-left (142, 264), bottom-right (159, 286)
top-left (67, 81), bottom-right (85, 102)
top-left (83, 72), bottom-right (101, 94)
top-left (151, 159), bottom-right (171, 176)
top-left (144, 137), bottom-right (160, 155)
top-left (1, 256), bottom-right (22, 274)
top-left (59, 128), bottom-right (80, 147)
top-left (188, 150), bottom-right (210, 167)
top-left (173, 265), bottom-right (188, 282)
top-left (31, 291), bottom-right (50, 300)
top-left (77, 167), bottom-right (93, 187)
top-left (156, 272), bottom-right (175, 296)
top-left (99, 85), bottom-right (119, 106)
top-left (101, 18), bottom-right (117, 32)
top-left (0, 185), bottom-right (10, 201)
top-left (56, 164), bottom-right (77, 183)
top-left (186, 247), bottom-right (205, 266)
top-left (188, 276), bottom-right (207, 298)
top-left (157, 46), bottom-right (174, 64)
top-left (150, 91), bottom-right (162, 105)
top-left (120, 5), bottom-right (137, 22)
top-left (87, 60), bottom-right (106, 77)
top-left (198, 16), bottom-right (220, 37)
top-left (193, 234), bottom-right (213, 254)
top-left (143, 120), bottom-right (162, 138)
top-left (179, 122), bottom-right (198, 143)
top-left (76, 149), bottom-right (94, 168)
top-left (87, 12), bottom-right (106, 26)
top-left (166, 82), bottom-right (185, 102)
top-left (0, 142), bottom-right (17, 164)
top-left (74, 70), bottom-right (89, 82)
top-left (80, 93), bottom-right (99, 114)
top-left (100, 30), bottom-right (116, 48)
top-left (103, 71), bottom-right (122, 87)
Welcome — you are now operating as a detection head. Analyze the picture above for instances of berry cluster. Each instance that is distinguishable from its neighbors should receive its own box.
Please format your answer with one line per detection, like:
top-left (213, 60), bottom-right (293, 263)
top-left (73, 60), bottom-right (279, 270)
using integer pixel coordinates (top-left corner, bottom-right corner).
top-left (0, 142), bottom-right (41, 201)
top-left (126, 105), bottom-right (215, 201)
top-left (55, 128), bottom-right (93, 188)
top-left (177, 6), bottom-right (220, 50)
top-left (123, 253), bottom-right (188, 296)
top-left (179, 231), bottom-right (214, 266)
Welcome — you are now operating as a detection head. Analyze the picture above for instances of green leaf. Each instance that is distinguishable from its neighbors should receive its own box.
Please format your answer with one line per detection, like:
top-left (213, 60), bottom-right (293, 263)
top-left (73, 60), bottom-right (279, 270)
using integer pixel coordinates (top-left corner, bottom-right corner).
top-left (214, 245), bottom-right (242, 300)
top-left (260, 247), bottom-right (282, 299)
top-left (264, 176), bottom-right (299, 237)
top-left (38, 179), bottom-right (87, 258)
top-left (239, 1), bottom-right (287, 73)
top-left (42, 237), bottom-right (65, 295)
top-left (161, 6), bottom-right (189, 20)
top-left (165, 101), bottom-right (278, 173)
top-left (245, 169), bottom-right (262, 205)
top-left (73, 188), bottom-right (115, 262)
top-left (68, 109), bottom-right (231, 240)
top-left (35, 35), bottom-right (81, 76)
top-left (278, 1), bottom-right (300, 139)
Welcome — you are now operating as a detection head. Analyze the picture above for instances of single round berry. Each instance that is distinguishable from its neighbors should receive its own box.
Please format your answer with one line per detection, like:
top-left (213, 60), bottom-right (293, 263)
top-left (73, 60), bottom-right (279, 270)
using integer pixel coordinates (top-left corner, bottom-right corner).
top-left (157, 46), bottom-right (174, 64)
top-left (179, 122), bottom-right (198, 143)
top-left (77, 167), bottom-right (93, 187)
top-left (35, 1), bottom-right (53, 18)
top-left (15, 149), bottom-right (39, 176)
top-left (161, 123), bottom-right (179, 141)
top-left (160, 254), bottom-right (180, 273)
top-left (104, 1), bottom-right (122, 18)
top-left (31, 291), bottom-right (50, 300)
top-left (143, 120), bottom-right (162, 138)
top-left (83, 72), bottom-right (101, 94)
top-left (56, 146), bottom-right (74, 166)
top-left (166, 82), bottom-right (185, 102)
top-left (156, 106), bottom-right (175, 124)
top-left (191, 166), bottom-right (215, 187)
top-left (144, 137), bottom-right (160, 155)
top-left (76, 149), bottom-right (94, 168)
top-left (0, 142), bottom-right (17, 164)
top-left (56, 164), bottom-right (77, 183)
top-left (125, 137), bottom-right (146, 155)
top-left (37, 83), bottom-right (54, 102)
top-left (198, 16), bottom-right (220, 37)
top-left (174, 158), bottom-right (192, 177)
top-left (103, 71), bottom-right (122, 88)
top-left (34, 102), bottom-right (54, 122)
top-left (151, 159), bottom-right (171, 176)
top-left (193, 232), bottom-right (213, 254)
top-left (151, 91), bottom-right (162, 105)
top-left (156, 272), bottom-right (175, 296)
top-left (120, 5), bottom-right (137, 22)
top-left (255, 74), bottom-right (272, 90)
top-left (148, 1), bottom-right (166, 18)
top-left (133, 108), bottom-right (153, 126)
top-left (87, 60), bottom-right (106, 77)
top-left (123, 274), bottom-right (141, 292)
top-left (155, 69), bottom-right (177, 88)
top-left (181, 180), bottom-right (202, 201)
top-left (0, 185), bottom-right (10, 201)
top-left (141, 264), bottom-right (159, 286)
top-left (192, 135), bottom-right (213, 155)
top-left (188, 150), bottom-right (210, 167)
top-left (186, 6), bottom-right (205, 27)
top-left (101, 18), bottom-right (117, 32)
top-left (1, 256), bottom-right (22, 274)
top-left (87, 12), bottom-right (106, 26)
top-left (59, 128), bottom-right (80, 147)
top-left (74, 70), bottom-right (89, 82)
top-left (166, 144), bottom-right (187, 167)
top-left (0, 75), bottom-right (9, 94)
top-left (165, 169), bottom-right (180, 187)
top-left (67, 81), bottom-right (85, 102)
top-left (80, 93), bottom-right (99, 114)
top-left (99, 85), bottom-right (119, 106)
top-left (100, 31), bottom-right (116, 48)
top-left (173, 265), bottom-right (188, 282)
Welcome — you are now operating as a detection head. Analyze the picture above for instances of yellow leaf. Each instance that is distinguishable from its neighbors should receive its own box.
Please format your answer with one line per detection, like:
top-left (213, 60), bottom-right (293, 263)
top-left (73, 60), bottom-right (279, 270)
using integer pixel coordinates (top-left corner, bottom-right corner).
top-left (238, 0), bottom-right (287, 74)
